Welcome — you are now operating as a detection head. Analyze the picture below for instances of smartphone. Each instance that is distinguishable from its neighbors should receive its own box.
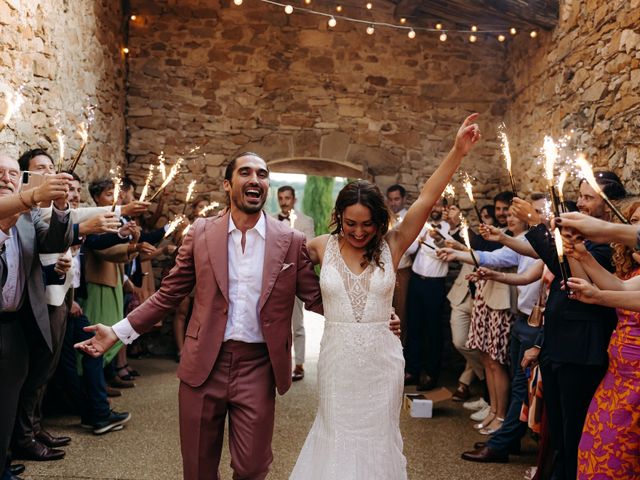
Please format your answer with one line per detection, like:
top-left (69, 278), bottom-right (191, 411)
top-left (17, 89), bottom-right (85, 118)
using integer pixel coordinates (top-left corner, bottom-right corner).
top-left (20, 171), bottom-right (46, 191)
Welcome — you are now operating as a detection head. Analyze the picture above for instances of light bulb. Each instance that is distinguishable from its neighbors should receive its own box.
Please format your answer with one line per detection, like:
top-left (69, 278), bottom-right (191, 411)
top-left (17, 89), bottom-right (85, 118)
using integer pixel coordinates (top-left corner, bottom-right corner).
top-left (304, 0), bottom-right (311, 4)
top-left (498, 34), bottom-right (506, 42)
top-left (336, 5), bottom-right (342, 12)
top-left (284, 4), bottom-right (293, 14)
top-left (439, 32), bottom-right (447, 42)
top-left (408, 29), bottom-right (416, 39)
top-left (130, 15), bottom-right (137, 21)
top-left (366, 2), bottom-right (372, 9)
top-left (471, 25), bottom-right (478, 32)
top-left (400, 17), bottom-right (406, 24)
top-left (530, 30), bottom-right (538, 38)
top-left (233, 0), bottom-right (243, 5)
top-left (122, 47), bottom-right (130, 54)
top-left (435, 22), bottom-right (442, 30)
top-left (469, 34), bottom-right (477, 43)
top-left (510, 27), bottom-right (517, 35)
top-left (366, 25), bottom-right (375, 35)
top-left (328, 16), bottom-right (337, 27)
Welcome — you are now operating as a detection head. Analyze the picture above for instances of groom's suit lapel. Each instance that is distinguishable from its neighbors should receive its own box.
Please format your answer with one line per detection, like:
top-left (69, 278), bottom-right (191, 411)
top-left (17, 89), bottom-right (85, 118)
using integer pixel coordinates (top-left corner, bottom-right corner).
top-left (260, 215), bottom-right (292, 312)
top-left (205, 213), bottom-right (230, 305)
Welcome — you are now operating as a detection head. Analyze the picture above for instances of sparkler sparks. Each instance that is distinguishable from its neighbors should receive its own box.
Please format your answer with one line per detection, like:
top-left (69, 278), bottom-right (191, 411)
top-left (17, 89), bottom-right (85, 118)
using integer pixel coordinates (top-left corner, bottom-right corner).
top-left (139, 165), bottom-right (154, 202)
top-left (0, 85), bottom-right (25, 132)
top-left (460, 217), bottom-right (479, 268)
top-left (499, 123), bottom-right (517, 196)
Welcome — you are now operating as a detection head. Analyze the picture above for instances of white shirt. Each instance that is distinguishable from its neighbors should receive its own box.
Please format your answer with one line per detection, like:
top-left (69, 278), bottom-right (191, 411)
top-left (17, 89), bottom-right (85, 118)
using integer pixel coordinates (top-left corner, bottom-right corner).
top-left (407, 220), bottom-right (450, 278)
top-left (113, 213), bottom-right (268, 345)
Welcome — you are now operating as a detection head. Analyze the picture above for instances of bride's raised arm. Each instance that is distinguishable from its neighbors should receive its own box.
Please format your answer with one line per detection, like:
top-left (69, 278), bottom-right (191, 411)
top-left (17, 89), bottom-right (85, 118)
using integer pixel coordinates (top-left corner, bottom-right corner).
top-left (387, 114), bottom-right (481, 267)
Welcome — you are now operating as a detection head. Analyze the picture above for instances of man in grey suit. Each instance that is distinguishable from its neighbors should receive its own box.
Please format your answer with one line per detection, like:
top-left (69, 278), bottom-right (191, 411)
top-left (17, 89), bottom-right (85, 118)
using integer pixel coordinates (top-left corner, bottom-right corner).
top-left (0, 153), bottom-right (74, 477)
top-left (275, 185), bottom-right (315, 381)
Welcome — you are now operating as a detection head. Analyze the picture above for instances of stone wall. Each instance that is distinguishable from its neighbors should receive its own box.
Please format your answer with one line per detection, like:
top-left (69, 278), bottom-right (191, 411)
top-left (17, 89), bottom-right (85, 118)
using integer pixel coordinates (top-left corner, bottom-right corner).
top-left (505, 0), bottom-right (640, 199)
top-left (0, 0), bottom-right (126, 192)
top-left (125, 0), bottom-right (513, 216)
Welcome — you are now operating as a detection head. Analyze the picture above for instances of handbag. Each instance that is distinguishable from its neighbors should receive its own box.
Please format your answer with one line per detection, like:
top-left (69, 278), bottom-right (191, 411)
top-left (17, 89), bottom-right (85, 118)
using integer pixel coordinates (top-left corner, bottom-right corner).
top-left (527, 279), bottom-right (546, 328)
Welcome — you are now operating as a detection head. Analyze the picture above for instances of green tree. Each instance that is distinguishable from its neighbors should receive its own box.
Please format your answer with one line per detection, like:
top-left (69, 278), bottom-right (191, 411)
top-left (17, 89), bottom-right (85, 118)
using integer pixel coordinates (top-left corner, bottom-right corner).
top-left (302, 175), bottom-right (335, 236)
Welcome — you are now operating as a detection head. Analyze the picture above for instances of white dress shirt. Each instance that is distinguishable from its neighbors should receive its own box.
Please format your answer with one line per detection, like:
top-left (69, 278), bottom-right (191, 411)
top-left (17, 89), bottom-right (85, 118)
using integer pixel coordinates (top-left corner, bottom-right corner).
top-left (113, 213), bottom-right (268, 345)
top-left (407, 220), bottom-right (450, 278)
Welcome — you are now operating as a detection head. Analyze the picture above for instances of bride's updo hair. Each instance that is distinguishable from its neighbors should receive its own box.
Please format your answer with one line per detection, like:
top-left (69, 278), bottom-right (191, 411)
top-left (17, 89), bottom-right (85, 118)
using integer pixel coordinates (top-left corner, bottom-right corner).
top-left (330, 179), bottom-right (391, 268)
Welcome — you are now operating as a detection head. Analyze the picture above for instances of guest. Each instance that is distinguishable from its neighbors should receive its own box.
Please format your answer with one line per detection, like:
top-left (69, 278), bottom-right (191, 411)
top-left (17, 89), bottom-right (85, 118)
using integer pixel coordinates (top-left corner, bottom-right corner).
top-left (0, 153), bottom-right (73, 470)
top-left (493, 192), bottom-right (513, 229)
top-left (387, 184), bottom-right (412, 342)
top-left (275, 185), bottom-right (315, 381)
top-left (562, 201), bottom-right (640, 478)
top-left (522, 171), bottom-right (625, 479)
top-left (404, 198), bottom-right (449, 391)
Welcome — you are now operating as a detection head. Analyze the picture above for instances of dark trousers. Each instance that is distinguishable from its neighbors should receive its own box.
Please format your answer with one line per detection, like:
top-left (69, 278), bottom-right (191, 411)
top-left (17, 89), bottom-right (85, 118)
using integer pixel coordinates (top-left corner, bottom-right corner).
top-left (541, 360), bottom-right (606, 480)
top-left (404, 274), bottom-right (447, 382)
top-left (0, 312), bottom-right (29, 471)
top-left (488, 315), bottom-right (539, 453)
top-left (179, 341), bottom-right (275, 480)
top-left (12, 305), bottom-right (65, 447)
top-left (55, 313), bottom-right (110, 424)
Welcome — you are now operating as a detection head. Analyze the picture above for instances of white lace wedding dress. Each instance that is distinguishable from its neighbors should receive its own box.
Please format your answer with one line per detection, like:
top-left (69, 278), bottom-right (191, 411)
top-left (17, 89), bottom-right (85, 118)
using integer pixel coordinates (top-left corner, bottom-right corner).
top-left (290, 235), bottom-right (407, 480)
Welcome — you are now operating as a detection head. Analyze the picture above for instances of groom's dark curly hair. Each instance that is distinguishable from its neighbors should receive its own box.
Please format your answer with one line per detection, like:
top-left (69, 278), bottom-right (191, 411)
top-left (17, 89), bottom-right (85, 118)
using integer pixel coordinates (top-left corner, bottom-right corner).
top-left (330, 180), bottom-right (391, 269)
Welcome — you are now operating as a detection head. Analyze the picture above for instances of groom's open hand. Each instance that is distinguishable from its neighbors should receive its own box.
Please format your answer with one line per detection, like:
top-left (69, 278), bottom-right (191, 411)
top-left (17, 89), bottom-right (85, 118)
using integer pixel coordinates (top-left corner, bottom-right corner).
top-left (74, 324), bottom-right (119, 358)
top-left (389, 312), bottom-right (401, 338)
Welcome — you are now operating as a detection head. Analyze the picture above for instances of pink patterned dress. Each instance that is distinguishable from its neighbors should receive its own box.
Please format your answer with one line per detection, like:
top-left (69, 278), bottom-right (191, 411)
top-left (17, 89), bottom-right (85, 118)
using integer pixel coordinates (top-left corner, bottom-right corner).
top-left (577, 269), bottom-right (640, 478)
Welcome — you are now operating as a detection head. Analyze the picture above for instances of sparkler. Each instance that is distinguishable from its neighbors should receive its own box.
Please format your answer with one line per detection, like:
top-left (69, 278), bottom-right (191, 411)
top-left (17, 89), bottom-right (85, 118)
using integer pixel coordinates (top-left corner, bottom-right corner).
top-left (199, 202), bottom-right (220, 217)
top-left (182, 222), bottom-right (192, 237)
top-left (289, 209), bottom-right (297, 230)
top-left (443, 184), bottom-right (456, 201)
top-left (56, 129), bottom-right (66, 173)
top-left (68, 104), bottom-right (96, 173)
top-left (553, 228), bottom-right (572, 291)
top-left (139, 165), bottom-right (154, 202)
top-left (460, 217), bottom-right (479, 268)
top-left (499, 124), bottom-right (517, 197)
top-left (157, 152), bottom-right (167, 181)
top-left (0, 86), bottom-right (25, 133)
top-left (182, 179), bottom-right (197, 215)
top-left (543, 136), bottom-right (563, 218)
top-left (462, 173), bottom-right (482, 222)
top-left (557, 170), bottom-right (568, 205)
top-left (110, 168), bottom-right (123, 212)
top-left (575, 154), bottom-right (629, 224)
top-left (148, 157), bottom-right (184, 201)
top-left (164, 214), bottom-right (186, 238)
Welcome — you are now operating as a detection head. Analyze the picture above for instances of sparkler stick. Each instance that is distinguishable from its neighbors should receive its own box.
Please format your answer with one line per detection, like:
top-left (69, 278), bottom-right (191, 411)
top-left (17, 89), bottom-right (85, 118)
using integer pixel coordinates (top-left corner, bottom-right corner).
top-left (139, 165), bottom-right (154, 202)
top-left (424, 221), bottom-right (447, 242)
top-left (68, 122), bottom-right (88, 173)
top-left (499, 124), bottom-right (517, 197)
top-left (0, 86), bottom-right (25, 133)
top-left (462, 174), bottom-right (482, 222)
top-left (553, 228), bottom-right (572, 292)
top-left (460, 217), bottom-right (480, 269)
top-left (148, 157), bottom-right (184, 201)
top-left (575, 154), bottom-right (629, 224)
top-left (182, 179), bottom-right (197, 215)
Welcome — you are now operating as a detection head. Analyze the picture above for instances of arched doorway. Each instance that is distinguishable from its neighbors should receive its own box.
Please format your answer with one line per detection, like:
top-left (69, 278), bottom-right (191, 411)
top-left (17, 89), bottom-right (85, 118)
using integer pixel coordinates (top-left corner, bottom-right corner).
top-left (267, 156), bottom-right (368, 179)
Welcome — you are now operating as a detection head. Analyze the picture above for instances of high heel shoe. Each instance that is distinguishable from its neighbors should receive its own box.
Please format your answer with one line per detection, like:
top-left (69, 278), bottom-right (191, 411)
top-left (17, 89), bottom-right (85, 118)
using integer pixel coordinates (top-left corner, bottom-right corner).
top-left (473, 412), bottom-right (496, 430)
top-left (479, 417), bottom-right (504, 435)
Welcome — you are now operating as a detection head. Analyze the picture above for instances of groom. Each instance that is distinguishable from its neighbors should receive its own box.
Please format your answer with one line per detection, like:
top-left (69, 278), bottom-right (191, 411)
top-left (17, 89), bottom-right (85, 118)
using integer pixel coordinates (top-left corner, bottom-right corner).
top-left (77, 152), bottom-right (398, 479)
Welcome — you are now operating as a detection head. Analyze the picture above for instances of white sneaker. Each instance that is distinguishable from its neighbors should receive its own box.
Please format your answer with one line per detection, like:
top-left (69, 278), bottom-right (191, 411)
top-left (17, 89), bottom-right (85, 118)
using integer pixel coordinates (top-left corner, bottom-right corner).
top-left (470, 404), bottom-right (492, 422)
top-left (463, 397), bottom-right (488, 411)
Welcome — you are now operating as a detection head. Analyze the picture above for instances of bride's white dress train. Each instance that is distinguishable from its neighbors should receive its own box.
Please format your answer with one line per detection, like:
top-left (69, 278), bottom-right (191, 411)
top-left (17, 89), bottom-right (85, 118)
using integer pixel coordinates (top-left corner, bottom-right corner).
top-left (290, 235), bottom-right (407, 480)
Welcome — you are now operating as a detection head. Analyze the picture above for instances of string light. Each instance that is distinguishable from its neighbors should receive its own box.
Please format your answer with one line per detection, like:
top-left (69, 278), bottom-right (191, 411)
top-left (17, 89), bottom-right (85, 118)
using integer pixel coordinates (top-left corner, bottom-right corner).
top-left (530, 30), bottom-right (538, 38)
top-left (122, 47), bottom-right (130, 54)
top-left (399, 17), bottom-right (406, 24)
top-left (130, 14), bottom-right (137, 21)
top-left (336, 5), bottom-right (342, 12)
top-left (510, 27), bottom-right (517, 35)
top-left (328, 16), bottom-right (337, 27)
top-left (439, 32), bottom-right (447, 42)
top-left (366, 24), bottom-right (375, 35)
top-left (408, 28), bottom-right (416, 39)
top-left (471, 25), bottom-right (478, 32)
top-left (284, 4), bottom-right (293, 13)
top-left (469, 34), bottom-right (477, 43)
top-left (435, 22), bottom-right (442, 30)
top-left (233, 0), bottom-right (243, 5)
top-left (498, 34), bottom-right (506, 42)
top-left (304, 0), bottom-right (311, 4)
top-left (366, 2), bottom-right (372, 9)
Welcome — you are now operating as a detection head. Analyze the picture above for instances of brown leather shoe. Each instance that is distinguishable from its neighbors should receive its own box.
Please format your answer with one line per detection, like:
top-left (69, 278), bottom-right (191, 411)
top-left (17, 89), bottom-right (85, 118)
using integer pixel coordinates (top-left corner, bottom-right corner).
top-left (474, 441), bottom-right (521, 455)
top-left (416, 373), bottom-right (436, 391)
top-left (109, 376), bottom-right (135, 388)
top-left (292, 365), bottom-right (304, 382)
top-left (452, 382), bottom-right (471, 402)
top-left (106, 386), bottom-right (122, 397)
top-left (13, 440), bottom-right (65, 461)
top-left (461, 446), bottom-right (508, 463)
top-left (35, 430), bottom-right (71, 448)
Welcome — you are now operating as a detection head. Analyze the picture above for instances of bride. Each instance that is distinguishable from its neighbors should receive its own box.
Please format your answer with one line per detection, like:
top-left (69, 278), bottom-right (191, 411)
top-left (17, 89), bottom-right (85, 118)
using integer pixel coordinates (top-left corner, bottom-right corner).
top-left (290, 114), bottom-right (481, 479)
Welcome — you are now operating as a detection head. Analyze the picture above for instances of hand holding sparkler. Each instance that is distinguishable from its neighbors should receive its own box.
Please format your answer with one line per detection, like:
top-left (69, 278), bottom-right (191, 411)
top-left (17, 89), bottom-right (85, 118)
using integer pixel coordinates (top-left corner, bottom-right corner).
top-left (511, 197), bottom-right (541, 225)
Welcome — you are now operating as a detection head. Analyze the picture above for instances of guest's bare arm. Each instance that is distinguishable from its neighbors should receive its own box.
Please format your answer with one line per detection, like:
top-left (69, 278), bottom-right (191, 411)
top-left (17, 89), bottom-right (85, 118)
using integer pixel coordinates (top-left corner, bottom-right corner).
top-left (479, 223), bottom-right (539, 258)
top-left (567, 277), bottom-right (640, 311)
top-left (557, 212), bottom-right (639, 247)
top-left (475, 260), bottom-right (544, 286)
top-left (562, 238), bottom-right (624, 291)
top-left (387, 114), bottom-right (481, 267)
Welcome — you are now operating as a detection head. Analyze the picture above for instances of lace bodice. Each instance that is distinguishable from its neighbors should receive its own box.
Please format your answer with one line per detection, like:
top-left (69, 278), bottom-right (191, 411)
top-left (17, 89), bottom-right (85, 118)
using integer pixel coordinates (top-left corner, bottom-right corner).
top-left (320, 235), bottom-right (396, 324)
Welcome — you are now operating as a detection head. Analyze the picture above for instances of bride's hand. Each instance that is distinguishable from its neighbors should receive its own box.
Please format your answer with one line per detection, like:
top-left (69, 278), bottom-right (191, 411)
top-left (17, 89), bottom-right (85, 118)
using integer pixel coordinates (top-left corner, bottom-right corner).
top-left (388, 312), bottom-right (401, 338)
top-left (453, 113), bottom-right (481, 157)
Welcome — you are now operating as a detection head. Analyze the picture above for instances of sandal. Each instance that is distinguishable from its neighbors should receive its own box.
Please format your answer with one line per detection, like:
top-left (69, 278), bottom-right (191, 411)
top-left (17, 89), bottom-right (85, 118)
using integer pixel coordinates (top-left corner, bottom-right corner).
top-left (480, 417), bottom-right (504, 435)
top-left (473, 412), bottom-right (496, 430)
top-left (116, 365), bottom-right (135, 382)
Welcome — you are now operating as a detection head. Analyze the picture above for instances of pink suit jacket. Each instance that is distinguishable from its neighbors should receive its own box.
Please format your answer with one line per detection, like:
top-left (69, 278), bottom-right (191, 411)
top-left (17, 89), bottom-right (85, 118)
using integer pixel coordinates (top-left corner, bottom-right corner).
top-left (127, 212), bottom-right (323, 395)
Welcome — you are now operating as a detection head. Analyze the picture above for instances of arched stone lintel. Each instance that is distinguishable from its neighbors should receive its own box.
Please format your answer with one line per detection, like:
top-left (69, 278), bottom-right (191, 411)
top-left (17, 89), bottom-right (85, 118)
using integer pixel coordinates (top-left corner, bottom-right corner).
top-left (267, 157), bottom-right (366, 179)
